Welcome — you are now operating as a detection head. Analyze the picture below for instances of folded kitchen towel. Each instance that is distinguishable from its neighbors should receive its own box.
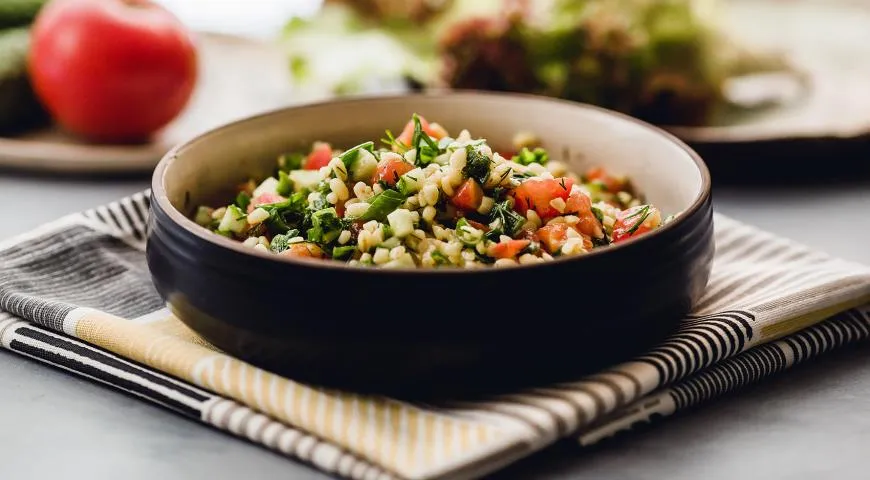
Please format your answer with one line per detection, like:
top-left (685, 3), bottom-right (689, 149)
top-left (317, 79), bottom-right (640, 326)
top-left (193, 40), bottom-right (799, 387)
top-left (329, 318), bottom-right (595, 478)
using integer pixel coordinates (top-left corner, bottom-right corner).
top-left (0, 191), bottom-right (868, 480)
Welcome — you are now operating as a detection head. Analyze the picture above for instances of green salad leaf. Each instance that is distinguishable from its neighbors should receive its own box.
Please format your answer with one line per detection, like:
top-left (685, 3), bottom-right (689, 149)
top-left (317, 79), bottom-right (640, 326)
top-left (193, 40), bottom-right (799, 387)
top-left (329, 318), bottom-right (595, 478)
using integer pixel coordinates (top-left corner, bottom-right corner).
top-left (361, 189), bottom-right (405, 222)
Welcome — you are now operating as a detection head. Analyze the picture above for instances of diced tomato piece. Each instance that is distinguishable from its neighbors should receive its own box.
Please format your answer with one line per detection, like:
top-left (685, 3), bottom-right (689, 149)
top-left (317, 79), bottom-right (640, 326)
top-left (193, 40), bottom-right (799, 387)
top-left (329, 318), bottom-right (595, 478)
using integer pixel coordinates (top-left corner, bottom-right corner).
top-left (450, 179), bottom-right (484, 211)
top-left (303, 142), bottom-right (333, 170)
top-left (510, 177), bottom-right (574, 219)
top-left (487, 239), bottom-right (530, 259)
top-left (374, 157), bottom-right (415, 186)
top-left (499, 150), bottom-right (516, 160)
top-left (564, 190), bottom-right (590, 214)
top-left (564, 191), bottom-right (604, 239)
top-left (247, 193), bottom-right (286, 213)
top-left (394, 115), bottom-right (445, 150)
top-left (537, 223), bottom-right (571, 254)
top-left (281, 243), bottom-right (327, 259)
top-left (537, 223), bottom-right (592, 253)
top-left (612, 205), bottom-right (660, 243)
top-left (427, 122), bottom-right (448, 140)
top-left (585, 166), bottom-right (625, 192)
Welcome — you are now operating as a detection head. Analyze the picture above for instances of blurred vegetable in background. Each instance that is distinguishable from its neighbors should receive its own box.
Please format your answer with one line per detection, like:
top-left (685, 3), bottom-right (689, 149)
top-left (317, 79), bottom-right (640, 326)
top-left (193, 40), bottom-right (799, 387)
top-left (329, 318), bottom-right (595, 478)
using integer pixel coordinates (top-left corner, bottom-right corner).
top-left (0, 27), bottom-right (47, 134)
top-left (0, 0), bottom-right (47, 28)
top-left (0, 0), bottom-right (48, 134)
top-left (284, 0), bottom-right (790, 126)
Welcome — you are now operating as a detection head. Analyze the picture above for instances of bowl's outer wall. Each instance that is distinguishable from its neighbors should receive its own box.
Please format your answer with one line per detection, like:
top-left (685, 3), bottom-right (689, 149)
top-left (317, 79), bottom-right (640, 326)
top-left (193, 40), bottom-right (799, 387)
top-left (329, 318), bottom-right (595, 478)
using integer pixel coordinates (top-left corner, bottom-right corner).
top-left (147, 93), bottom-right (714, 394)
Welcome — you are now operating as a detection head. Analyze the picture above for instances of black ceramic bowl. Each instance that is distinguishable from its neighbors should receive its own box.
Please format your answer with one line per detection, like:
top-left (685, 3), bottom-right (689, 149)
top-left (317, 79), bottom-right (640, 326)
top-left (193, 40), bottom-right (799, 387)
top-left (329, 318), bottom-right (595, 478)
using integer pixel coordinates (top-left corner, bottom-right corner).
top-left (147, 92), bottom-right (714, 396)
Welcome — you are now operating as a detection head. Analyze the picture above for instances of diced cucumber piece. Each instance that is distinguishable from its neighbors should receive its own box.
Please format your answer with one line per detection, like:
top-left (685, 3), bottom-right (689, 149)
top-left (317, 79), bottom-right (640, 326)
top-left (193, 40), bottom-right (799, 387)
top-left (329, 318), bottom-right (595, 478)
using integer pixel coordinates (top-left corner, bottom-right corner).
top-left (218, 205), bottom-right (247, 233)
top-left (289, 170), bottom-right (322, 192)
top-left (348, 149), bottom-right (378, 183)
top-left (396, 168), bottom-right (424, 195)
top-left (253, 177), bottom-right (279, 197)
top-left (386, 208), bottom-right (415, 238)
top-left (194, 206), bottom-right (214, 226)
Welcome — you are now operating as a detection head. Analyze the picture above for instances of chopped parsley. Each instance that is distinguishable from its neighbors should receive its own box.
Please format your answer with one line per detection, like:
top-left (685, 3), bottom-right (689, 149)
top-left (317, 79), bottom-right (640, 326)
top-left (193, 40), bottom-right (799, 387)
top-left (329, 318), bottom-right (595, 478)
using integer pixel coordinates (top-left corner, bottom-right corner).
top-left (625, 205), bottom-right (652, 235)
top-left (257, 192), bottom-right (307, 234)
top-left (463, 145), bottom-right (492, 184)
top-left (486, 200), bottom-right (525, 240)
top-left (410, 114), bottom-right (441, 166)
top-left (307, 208), bottom-right (347, 244)
top-left (381, 129), bottom-right (408, 153)
top-left (270, 230), bottom-right (301, 253)
top-left (234, 191), bottom-right (251, 211)
top-left (360, 189), bottom-right (405, 222)
top-left (512, 147), bottom-right (549, 166)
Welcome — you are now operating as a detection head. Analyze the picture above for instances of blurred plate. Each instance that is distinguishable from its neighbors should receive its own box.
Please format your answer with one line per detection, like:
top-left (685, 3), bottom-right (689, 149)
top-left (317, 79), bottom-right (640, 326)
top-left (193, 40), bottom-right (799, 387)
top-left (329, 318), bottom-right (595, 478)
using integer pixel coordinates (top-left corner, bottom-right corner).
top-left (662, 0), bottom-right (870, 182)
top-left (667, 0), bottom-right (870, 143)
top-left (0, 32), bottom-right (296, 175)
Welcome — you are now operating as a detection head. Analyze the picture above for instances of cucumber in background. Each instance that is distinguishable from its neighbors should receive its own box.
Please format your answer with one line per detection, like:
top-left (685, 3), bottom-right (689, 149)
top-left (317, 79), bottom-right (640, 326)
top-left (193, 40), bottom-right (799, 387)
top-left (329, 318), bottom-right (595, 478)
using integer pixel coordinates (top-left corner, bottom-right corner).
top-left (0, 0), bottom-right (48, 29)
top-left (0, 27), bottom-right (49, 134)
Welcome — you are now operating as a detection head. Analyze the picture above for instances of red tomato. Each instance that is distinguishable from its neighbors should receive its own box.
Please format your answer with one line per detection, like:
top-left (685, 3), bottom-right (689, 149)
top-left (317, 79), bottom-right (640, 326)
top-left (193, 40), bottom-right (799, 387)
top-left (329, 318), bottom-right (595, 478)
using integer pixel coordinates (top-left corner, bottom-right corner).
top-left (585, 167), bottom-right (625, 192)
top-left (564, 191), bottom-right (604, 239)
top-left (536, 223), bottom-right (570, 254)
top-left (281, 243), bottom-right (326, 259)
top-left (510, 177), bottom-right (574, 219)
top-left (612, 205), bottom-right (659, 243)
top-left (304, 142), bottom-right (333, 170)
top-left (537, 223), bottom-right (592, 253)
top-left (28, 0), bottom-right (197, 142)
top-left (374, 157), bottom-right (415, 186)
top-left (247, 193), bottom-right (285, 213)
top-left (487, 239), bottom-right (530, 259)
top-left (450, 179), bottom-right (483, 211)
top-left (394, 115), bottom-right (445, 149)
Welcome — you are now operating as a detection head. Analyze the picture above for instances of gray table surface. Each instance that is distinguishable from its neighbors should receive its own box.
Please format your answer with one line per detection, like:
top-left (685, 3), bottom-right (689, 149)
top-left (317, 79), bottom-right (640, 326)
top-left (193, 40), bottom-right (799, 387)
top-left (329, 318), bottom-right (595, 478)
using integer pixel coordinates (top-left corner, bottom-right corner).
top-left (0, 172), bottom-right (868, 480)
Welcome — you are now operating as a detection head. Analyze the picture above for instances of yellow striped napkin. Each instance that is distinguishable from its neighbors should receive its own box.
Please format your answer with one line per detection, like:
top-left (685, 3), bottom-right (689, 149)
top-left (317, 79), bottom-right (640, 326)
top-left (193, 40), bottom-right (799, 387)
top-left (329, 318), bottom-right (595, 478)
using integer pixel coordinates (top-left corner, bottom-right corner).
top-left (0, 192), bottom-right (868, 479)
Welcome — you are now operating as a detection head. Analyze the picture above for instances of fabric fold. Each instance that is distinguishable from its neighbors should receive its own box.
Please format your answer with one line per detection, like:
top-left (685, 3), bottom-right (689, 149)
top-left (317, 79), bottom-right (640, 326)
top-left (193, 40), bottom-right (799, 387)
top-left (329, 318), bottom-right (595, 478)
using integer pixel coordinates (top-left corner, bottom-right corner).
top-left (0, 190), bottom-right (868, 479)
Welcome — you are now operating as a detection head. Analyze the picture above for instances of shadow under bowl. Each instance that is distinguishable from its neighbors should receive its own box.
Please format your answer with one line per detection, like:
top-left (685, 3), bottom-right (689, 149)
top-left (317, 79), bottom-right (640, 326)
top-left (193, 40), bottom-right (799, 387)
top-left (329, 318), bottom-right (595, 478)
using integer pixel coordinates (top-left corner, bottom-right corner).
top-left (147, 92), bottom-right (714, 397)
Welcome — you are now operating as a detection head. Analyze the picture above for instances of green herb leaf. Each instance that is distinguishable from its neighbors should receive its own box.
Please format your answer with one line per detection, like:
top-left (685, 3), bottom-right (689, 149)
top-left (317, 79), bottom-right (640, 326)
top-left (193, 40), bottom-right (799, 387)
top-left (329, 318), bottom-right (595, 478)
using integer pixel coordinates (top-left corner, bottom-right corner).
top-left (381, 129), bottom-right (408, 153)
top-left (234, 191), bottom-right (251, 211)
top-left (361, 189), bottom-right (405, 222)
top-left (258, 192), bottom-right (307, 234)
top-left (487, 200), bottom-right (525, 239)
top-left (625, 205), bottom-right (652, 235)
top-left (410, 114), bottom-right (440, 166)
top-left (463, 146), bottom-right (491, 184)
top-left (270, 230), bottom-right (301, 253)
top-left (306, 208), bottom-right (348, 244)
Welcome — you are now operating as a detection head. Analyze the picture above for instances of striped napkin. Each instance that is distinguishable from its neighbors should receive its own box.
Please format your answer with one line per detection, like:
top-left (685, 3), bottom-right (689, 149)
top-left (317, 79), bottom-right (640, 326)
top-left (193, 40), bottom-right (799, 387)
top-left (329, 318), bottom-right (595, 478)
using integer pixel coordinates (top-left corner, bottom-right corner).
top-left (1, 191), bottom-right (868, 480)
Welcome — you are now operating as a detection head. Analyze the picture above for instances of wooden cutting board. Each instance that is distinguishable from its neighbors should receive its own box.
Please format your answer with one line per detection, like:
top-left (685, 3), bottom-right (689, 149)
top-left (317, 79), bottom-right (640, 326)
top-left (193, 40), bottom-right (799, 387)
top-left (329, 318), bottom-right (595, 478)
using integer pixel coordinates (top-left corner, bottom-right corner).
top-left (0, 32), bottom-right (297, 174)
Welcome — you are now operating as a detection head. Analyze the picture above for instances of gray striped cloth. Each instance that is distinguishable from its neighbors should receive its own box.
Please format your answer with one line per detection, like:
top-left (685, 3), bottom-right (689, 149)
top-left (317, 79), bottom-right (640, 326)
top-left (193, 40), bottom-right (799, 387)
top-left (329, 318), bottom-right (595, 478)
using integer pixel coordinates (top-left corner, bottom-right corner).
top-left (0, 191), bottom-right (868, 479)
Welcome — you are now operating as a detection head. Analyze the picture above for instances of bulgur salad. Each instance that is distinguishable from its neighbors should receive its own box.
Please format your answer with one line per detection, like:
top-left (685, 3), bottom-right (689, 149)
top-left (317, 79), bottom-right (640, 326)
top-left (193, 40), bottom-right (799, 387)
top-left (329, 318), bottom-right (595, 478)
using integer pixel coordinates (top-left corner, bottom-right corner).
top-left (193, 115), bottom-right (669, 268)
